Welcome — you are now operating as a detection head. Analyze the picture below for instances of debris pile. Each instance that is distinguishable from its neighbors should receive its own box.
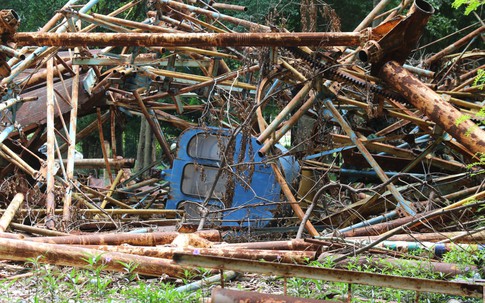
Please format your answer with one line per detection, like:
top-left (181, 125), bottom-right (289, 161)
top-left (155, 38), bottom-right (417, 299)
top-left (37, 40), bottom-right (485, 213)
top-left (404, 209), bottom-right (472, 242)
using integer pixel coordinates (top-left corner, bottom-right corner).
top-left (0, 0), bottom-right (484, 300)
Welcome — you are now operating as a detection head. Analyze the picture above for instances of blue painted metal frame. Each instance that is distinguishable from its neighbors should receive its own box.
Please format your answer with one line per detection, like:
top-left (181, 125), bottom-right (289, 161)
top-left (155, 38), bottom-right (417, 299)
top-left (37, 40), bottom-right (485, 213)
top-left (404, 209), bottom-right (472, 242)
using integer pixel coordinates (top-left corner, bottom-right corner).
top-left (164, 127), bottom-right (299, 227)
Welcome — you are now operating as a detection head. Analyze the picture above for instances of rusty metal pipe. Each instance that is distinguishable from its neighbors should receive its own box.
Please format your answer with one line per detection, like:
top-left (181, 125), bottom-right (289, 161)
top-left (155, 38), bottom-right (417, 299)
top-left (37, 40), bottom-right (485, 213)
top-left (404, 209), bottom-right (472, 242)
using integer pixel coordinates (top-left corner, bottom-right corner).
top-left (86, 246), bottom-right (316, 264)
top-left (0, 193), bottom-right (24, 232)
top-left (381, 61), bottom-right (485, 155)
top-left (211, 288), bottom-right (336, 303)
top-left (143, 65), bottom-right (259, 101)
top-left (27, 230), bottom-right (220, 245)
top-left (0, 45), bottom-right (25, 60)
top-left (133, 90), bottom-right (174, 165)
top-left (213, 239), bottom-right (319, 251)
top-left (174, 254), bottom-right (483, 298)
top-left (90, 13), bottom-right (179, 33)
top-left (424, 25), bottom-right (485, 67)
top-left (210, 3), bottom-right (247, 12)
top-left (158, 0), bottom-right (268, 31)
top-left (259, 93), bottom-right (318, 155)
top-left (257, 82), bottom-right (312, 144)
top-left (0, 237), bottom-right (185, 277)
top-left (10, 222), bottom-right (68, 236)
top-left (14, 32), bottom-right (365, 47)
top-left (333, 254), bottom-right (474, 278)
top-left (59, 158), bottom-right (135, 169)
top-left (186, 0), bottom-right (247, 12)
top-left (23, 60), bottom-right (73, 88)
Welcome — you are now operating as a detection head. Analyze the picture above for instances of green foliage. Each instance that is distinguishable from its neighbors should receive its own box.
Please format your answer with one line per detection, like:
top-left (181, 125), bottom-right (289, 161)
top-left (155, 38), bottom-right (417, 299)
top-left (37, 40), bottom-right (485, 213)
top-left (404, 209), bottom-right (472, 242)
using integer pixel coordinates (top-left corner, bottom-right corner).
top-left (443, 246), bottom-right (485, 279)
top-left (473, 69), bottom-right (485, 89)
top-left (466, 152), bottom-right (485, 174)
top-left (285, 255), bottom-right (481, 302)
top-left (82, 252), bottom-right (113, 296)
top-left (1, 254), bottom-right (204, 302)
top-left (452, 0), bottom-right (485, 14)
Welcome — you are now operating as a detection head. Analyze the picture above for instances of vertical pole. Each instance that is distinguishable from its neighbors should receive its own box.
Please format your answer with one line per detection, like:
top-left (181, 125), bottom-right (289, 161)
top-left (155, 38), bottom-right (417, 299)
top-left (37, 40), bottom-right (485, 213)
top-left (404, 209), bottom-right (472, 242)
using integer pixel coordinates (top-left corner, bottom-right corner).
top-left (110, 107), bottom-right (117, 158)
top-left (144, 122), bottom-right (153, 178)
top-left (46, 56), bottom-right (56, 230)
top-left (63, 55), bottom-right (80, 227)
top-left (97, 108), bottom-right (113, 184)
top-left (133, 89), bottom-right (174, 165)
top-left (134, 118), bottom-right (147, 172)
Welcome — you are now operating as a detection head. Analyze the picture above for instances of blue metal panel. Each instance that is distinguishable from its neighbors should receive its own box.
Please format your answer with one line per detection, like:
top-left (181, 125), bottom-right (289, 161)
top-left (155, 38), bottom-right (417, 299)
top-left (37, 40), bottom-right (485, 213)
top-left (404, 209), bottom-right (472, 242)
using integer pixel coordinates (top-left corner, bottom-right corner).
top-left (164, 127), bottom-right (299, 227)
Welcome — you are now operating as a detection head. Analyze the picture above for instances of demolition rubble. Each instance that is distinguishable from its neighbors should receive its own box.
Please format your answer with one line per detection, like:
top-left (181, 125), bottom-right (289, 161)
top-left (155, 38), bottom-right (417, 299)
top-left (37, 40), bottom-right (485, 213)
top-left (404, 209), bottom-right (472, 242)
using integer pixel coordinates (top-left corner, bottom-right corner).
top-left (0, 0), bottom-right (484, 301)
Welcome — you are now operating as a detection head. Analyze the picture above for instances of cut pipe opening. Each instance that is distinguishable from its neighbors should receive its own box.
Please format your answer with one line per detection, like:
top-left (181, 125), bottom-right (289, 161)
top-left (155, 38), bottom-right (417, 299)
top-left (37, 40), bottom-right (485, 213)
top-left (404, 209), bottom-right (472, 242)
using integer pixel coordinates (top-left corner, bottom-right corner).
top-left (358, 50), bottom-right (369, 63)
top-left (414, 0), bottom-right (435, 14)
top-left (6, 9), bottom-right (20, 23)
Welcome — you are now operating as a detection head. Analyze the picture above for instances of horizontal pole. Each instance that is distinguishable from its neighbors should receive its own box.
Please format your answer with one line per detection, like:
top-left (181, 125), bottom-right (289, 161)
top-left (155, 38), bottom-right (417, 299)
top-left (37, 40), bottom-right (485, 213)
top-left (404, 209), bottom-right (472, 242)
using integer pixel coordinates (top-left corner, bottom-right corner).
top-left (173, 254), bottom-right (483, 298)
top-left (14, 32), bottom-right (365, 47)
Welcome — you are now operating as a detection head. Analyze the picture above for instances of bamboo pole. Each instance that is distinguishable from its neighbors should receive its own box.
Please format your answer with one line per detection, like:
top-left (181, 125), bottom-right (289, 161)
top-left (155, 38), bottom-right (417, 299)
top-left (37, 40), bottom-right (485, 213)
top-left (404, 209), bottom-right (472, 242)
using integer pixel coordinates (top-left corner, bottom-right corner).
top-left (0, 193), bottom-right (24, 232)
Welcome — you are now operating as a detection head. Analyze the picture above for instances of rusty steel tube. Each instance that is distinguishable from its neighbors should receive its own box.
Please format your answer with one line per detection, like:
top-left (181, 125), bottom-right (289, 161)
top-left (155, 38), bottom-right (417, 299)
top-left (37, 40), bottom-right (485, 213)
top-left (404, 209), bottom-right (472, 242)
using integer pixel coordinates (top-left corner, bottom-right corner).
top-left (257, 82), bottom-right (312, 144)
top-left (14, 32), bottom-right (365, 48)
top-left (174, 254), bottom-right (483, 298)
top-left (87, 246), bottom-right (316, 264)
top-left (59, 158), bottom-right (135, 169)
top-left (333, 254), bottom-right (474, 278)
top-left (0, 45), bottom-right (25, 60)
top-left (0, 193), bottom-right (24, 232)
top-left (211, 288), bottom-right (335, 303)
top-left (90, 13), bottom-right (179, 33)
top-left (424, 25), bottom-right (485, 66)
top-left (213, 239), bottom-right (319, 251)
top-left (186, 0), bottom-right (247, 12)
top-left (27, 230), bottom-right (220, 245)
top-left (381, 61), bottom-right (485, 155)
top-left (159, 0), bottom-right (267, 31)
top-left (133, 90), bottom-right (174, 165)
top-left (0, 237), bottom-right (185, 277)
